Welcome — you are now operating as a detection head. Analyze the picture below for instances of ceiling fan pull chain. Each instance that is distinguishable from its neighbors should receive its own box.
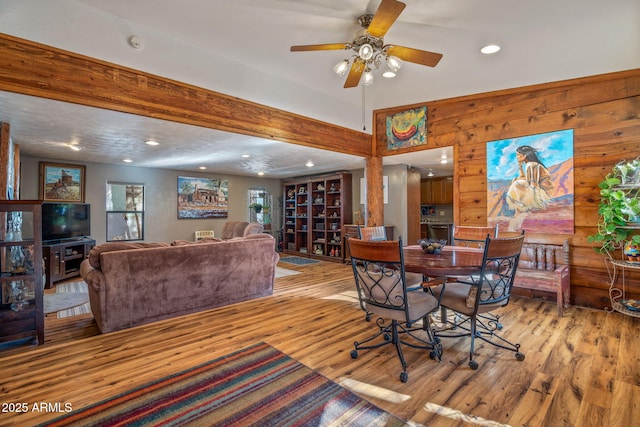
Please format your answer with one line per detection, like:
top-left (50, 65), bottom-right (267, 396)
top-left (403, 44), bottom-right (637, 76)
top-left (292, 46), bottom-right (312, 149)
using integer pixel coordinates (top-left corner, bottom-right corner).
top-left (362, 85), bottom-right (366, 131)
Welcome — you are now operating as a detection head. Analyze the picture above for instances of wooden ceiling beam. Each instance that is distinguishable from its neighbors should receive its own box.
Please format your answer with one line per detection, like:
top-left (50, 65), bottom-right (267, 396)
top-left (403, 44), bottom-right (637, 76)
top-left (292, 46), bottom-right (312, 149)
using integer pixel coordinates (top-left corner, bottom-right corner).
top-left (0, 33), bottom-right (372, 158)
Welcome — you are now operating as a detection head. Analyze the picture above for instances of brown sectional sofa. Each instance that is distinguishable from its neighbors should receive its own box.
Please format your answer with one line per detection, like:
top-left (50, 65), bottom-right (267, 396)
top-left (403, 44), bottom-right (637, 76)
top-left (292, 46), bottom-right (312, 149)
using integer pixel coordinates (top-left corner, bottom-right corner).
top-left (79, 233), bottom-right (278, 333)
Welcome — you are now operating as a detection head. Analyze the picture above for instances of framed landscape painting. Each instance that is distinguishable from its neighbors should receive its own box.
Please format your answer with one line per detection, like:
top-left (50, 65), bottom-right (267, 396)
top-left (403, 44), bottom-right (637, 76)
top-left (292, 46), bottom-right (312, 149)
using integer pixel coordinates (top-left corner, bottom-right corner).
top-left (39, 162), bottom-right (86, 202)
top-left (177, 176), bottom-right (229, 219)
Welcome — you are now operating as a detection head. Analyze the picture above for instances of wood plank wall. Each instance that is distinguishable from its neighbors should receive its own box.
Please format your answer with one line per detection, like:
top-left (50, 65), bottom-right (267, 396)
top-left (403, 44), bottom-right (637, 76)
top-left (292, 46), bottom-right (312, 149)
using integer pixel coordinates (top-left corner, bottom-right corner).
top-left (374, 69), bottom-right (640, 309)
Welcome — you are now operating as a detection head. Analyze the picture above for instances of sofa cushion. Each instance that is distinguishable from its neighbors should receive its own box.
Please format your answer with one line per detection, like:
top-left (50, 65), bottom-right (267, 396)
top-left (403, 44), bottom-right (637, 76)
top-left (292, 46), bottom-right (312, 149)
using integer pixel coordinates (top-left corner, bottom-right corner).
top-left (221, 220), bottom-right (250, 239)
top-left (232, 221), bottom-right (249, 237)
top-left (243, 222), bottom-right (264, 236)
top-left (88, 242), bottom-right (170, 269)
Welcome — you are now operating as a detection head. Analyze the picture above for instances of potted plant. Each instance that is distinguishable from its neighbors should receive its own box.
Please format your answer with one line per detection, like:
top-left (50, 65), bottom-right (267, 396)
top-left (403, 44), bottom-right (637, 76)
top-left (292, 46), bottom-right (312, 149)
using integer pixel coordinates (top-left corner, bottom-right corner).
top-left (250, 203), bottom-right (263, 214)
top-left (588, 158), bottom-right (640, 256)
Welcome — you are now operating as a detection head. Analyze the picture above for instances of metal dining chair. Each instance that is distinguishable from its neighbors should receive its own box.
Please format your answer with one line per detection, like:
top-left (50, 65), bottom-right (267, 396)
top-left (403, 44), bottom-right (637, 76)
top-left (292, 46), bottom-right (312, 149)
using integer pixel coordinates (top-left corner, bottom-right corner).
top-left (357, 225), bottom-right (387, 242)
top-left (452, 225), bottom-right (498, 248)
top-left (430, 232), bottom-right (525, 370)
top-left (347, 237), bottom-right (442, 383)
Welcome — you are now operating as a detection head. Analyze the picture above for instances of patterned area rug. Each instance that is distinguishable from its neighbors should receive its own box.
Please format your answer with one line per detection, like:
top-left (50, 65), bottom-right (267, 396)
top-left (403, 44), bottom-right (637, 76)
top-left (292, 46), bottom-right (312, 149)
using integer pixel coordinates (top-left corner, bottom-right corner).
top-left (279, 256), bottom-right (321, 266)
top-left (39, 342), bottom-right (406, 427)
top-left (52, 281), bottom-right (90, 319)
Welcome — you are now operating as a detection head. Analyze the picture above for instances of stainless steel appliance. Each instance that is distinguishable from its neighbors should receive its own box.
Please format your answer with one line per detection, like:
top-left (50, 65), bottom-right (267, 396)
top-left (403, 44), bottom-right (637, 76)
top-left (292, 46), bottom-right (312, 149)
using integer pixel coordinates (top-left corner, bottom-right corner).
top-left (427, 223), bottom-right (452, 245)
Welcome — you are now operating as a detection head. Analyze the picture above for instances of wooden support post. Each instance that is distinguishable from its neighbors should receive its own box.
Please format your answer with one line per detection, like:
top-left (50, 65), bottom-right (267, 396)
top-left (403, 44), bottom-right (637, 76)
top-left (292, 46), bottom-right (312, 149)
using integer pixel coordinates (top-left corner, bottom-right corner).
top-left (365, 156), bottom-right (383, 226)
top-left (0, 122), bottom-right (10, 200)
top-left (12, 142), bottom-right (19, 199)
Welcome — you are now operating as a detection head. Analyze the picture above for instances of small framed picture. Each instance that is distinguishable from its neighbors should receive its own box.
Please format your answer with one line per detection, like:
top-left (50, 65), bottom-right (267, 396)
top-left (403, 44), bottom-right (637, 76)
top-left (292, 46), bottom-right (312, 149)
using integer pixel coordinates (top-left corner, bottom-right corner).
top-left (39, 162), bottom-right (86, 202)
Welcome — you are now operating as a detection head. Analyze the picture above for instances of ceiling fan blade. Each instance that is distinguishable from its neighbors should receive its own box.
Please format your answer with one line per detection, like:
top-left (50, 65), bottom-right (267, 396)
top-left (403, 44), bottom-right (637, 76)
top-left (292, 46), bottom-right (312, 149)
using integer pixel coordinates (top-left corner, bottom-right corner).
top-left (290, 43), bottom-right (349, 52)
top-left (386, 45), bottom-right (443, 67)
top-left (344, 59), bottom-right (365, 88)
top-left (367, 0), bottom-right (406, 38)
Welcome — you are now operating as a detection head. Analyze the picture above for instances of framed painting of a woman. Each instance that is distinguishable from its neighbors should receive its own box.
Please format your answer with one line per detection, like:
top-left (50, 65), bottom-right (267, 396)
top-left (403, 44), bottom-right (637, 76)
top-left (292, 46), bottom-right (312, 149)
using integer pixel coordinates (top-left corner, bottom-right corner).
top-left (486, 129), bottom-right (574, 234)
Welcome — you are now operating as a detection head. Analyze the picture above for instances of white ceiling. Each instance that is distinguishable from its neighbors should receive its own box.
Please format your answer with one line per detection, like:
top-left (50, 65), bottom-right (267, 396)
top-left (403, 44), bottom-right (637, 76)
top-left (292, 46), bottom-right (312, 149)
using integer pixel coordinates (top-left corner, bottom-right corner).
top-left (0, 0), bottom-right (638, 178)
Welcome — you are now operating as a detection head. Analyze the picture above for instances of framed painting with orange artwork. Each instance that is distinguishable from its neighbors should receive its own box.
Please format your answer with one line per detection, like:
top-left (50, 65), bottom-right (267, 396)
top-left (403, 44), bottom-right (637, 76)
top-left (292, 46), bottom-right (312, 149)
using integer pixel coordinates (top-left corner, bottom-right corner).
top-left (385, 106), bottom-right (427, 150)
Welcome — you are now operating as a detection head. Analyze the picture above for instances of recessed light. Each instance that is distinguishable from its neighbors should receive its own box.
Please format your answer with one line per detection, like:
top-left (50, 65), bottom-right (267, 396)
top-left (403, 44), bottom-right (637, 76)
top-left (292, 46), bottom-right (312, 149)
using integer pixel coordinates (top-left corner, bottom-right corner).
top-left (481, 44), bottom-right (501, 54)
top-left (257, 171), bottom-right (265, 176)
top-left (145, 140), bottom-right (159, 146)
top-left (123, 159), bottom-right (133, 163)
top-left (198, 166), bottom-right (207, 170)
top-left (241, 154), bottom-right (250, 158)
top-left (67, 144), bottom-right (81, 151)
top-left (305, 160), bottom-right (314, 167)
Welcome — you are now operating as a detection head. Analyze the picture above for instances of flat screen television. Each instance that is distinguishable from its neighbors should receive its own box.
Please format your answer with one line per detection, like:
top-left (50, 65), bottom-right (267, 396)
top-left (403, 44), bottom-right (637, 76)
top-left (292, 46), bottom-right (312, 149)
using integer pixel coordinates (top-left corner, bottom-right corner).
top-left (42, 203), bottom-right (91, 242)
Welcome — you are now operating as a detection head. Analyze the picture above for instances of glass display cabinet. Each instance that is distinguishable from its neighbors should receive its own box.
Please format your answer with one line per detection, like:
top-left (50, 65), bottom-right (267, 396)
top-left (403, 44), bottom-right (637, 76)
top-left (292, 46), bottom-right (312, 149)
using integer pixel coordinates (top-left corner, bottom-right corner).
top-left (0, 200), bottom-right (44, 346)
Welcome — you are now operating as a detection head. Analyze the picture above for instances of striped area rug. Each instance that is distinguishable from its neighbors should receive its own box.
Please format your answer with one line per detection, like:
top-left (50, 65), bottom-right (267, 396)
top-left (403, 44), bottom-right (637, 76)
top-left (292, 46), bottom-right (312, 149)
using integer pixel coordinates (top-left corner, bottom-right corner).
top-left (54, 280), bottom-right (90, 319)
top-left (40, 342), bottom-right (406, 427)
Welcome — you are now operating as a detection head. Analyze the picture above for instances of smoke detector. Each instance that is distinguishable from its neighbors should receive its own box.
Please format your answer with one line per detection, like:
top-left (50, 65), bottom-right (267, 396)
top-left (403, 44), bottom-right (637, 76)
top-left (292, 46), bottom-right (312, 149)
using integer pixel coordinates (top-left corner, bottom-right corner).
top-left (128, 36), bottom-right (144, 50)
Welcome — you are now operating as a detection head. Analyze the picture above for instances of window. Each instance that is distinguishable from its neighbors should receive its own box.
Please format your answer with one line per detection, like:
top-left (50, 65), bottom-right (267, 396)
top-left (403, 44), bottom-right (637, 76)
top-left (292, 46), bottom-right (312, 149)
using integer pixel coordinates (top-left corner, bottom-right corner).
top-left (106, 182), bottom-right (144, 241)
top-left (248, 188), bottom-right (272, 230)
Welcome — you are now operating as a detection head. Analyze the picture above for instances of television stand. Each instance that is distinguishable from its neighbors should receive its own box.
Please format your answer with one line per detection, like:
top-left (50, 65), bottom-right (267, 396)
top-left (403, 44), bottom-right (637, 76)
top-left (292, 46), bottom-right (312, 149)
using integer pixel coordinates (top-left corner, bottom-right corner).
top-left (43, 238), bottom-right (96, 289)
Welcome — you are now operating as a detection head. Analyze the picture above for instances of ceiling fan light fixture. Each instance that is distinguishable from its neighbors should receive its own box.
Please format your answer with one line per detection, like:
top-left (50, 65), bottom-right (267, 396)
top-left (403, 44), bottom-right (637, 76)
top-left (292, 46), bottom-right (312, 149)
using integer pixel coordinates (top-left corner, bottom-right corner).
top-left (362, 69), bottom-right (374, 86)
top-left (386, 55), bottom-right (403, 72)
top-left (333, 59), bottom-right (350, 77)
top-left (358, 43), bottom-right (374, 61)
top-left (481, 44), bottom-right (501, 54)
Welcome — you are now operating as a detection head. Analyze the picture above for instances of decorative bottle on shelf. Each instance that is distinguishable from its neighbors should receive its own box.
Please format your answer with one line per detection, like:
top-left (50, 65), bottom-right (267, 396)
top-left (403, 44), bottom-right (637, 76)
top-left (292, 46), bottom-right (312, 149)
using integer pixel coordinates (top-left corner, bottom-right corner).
top-left (330, 247), bottom-right (335, 257)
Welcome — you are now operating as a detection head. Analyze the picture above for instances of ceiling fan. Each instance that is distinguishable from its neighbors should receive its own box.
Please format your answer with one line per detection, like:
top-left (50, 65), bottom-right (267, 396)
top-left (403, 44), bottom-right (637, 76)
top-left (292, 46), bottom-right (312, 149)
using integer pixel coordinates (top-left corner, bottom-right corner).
top-left (290, 0), bottom-right (442, 88)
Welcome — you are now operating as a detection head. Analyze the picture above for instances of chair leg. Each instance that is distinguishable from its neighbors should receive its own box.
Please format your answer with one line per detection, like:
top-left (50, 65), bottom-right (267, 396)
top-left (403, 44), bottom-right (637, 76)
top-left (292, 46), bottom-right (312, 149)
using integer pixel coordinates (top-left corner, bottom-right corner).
top-left (351, 317), bottom-right (440, 383)
top-left (468, 317), bottom-right (479, 370)
top-left (432, 312), bottom-right (524, 370)
top-left (390, 320), bottom-right (409, 383)
top-left (474, 316), bottom-right (524, 361)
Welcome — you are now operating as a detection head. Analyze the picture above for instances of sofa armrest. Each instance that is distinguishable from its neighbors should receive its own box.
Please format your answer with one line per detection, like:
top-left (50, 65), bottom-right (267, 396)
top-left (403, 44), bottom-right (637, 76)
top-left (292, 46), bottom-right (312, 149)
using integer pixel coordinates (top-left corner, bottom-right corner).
top-left (80, 259), bottom-right (106, 292)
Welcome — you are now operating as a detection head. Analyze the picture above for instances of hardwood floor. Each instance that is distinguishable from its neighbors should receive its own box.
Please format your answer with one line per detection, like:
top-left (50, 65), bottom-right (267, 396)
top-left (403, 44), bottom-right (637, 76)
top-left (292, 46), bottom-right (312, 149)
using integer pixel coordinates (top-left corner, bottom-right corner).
top-left (1, 260), bottom-right (639, 426)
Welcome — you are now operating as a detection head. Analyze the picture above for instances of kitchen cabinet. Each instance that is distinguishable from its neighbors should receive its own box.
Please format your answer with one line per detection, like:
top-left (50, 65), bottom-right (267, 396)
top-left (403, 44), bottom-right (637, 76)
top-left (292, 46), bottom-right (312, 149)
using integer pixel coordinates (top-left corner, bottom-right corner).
top-left (420, 181), bottom-right (431, 204)
top-left (421, 177), bottom-right (453, 204)
top-left (420, 223), bottom-right (428, 239)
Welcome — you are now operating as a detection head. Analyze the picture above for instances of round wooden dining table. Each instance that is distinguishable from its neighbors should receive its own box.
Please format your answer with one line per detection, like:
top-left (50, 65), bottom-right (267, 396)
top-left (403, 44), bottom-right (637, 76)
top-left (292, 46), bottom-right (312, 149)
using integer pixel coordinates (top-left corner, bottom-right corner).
top-left (403, 245), bottom-right (484, 277)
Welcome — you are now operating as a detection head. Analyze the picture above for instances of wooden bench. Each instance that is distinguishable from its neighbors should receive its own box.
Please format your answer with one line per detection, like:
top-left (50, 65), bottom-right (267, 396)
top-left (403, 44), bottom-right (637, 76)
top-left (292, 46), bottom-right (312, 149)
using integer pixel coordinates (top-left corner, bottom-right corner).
top-left (512, 236), bottom-right (570, 316)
